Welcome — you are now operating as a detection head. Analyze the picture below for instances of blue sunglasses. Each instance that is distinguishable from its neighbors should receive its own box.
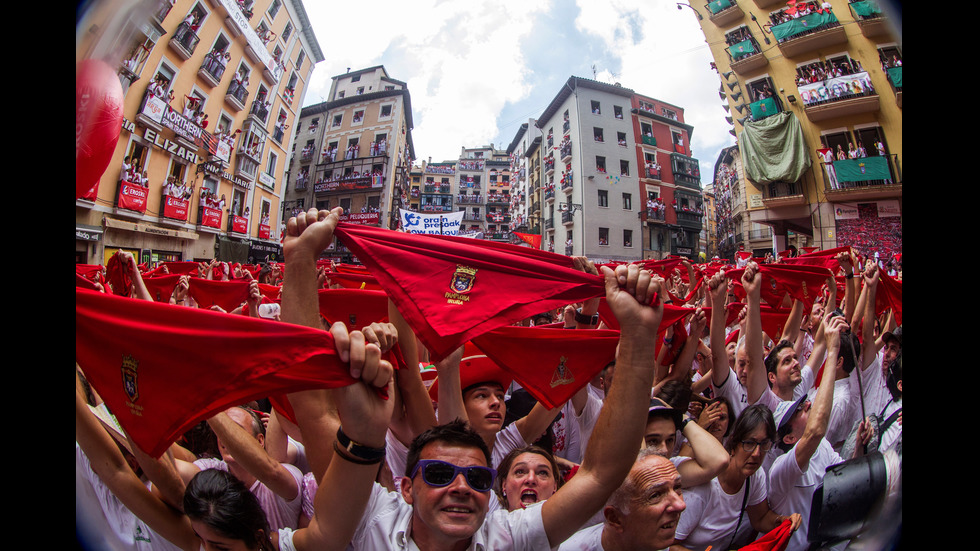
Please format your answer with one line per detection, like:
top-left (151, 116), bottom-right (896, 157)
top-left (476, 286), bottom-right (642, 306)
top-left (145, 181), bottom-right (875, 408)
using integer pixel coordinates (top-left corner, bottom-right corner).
top-left (410, 459), bottom-right (497, 492)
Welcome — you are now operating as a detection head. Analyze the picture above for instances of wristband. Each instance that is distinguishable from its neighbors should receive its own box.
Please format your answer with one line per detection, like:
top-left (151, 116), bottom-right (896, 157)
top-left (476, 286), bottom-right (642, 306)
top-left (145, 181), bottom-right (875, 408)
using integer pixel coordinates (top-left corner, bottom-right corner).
top-left (336, 427), bottom-right (386, 463)
top-left (681, 416), bottom-right (693, 432)
top-left (574, 308), bottom-right (598, 325)
top-left (845, 273), bottom-right (855, 279)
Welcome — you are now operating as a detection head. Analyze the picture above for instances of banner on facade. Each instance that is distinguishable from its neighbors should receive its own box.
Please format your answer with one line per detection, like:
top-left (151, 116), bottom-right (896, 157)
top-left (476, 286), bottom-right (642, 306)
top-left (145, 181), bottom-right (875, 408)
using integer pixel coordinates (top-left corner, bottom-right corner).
top-left (258, 223), bottom-right (271, 239)
top-left (339, 212), bottom-right (381, 226)
top-left (163, 195), bottom-right (189, 221)
top-left (798, 72), bottom-right (873, 106)
top-left (399, 208), bottom-right (464, 235)
top-left (232, 215), bottom-right (248, 233)
top-left (117, 181), bottom-right (148, 213)
top-left (833, 156), bottom-right (890, 182)
top-left (201, 206), bottom-right (222, 229)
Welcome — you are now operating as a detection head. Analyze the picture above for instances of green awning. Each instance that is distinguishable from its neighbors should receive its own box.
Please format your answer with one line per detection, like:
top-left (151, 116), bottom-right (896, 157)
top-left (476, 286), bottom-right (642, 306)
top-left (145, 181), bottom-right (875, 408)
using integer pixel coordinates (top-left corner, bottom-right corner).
top-left (887, 66), bottom-right (902, 88)
top-left (834, 157), bottom-right (890, 182)
top-left (749, 97), bottom-right (779, 120)
top-left (771, 12), bottom-right (839, 41)
top-left (850, 1), bottom-right (882, 18)
top-left (708, 0), bottom-right (733, 14)
top-left (729, 39), bottom-right (756, 59)
top-left (739, 111), bottom-right (812, 185)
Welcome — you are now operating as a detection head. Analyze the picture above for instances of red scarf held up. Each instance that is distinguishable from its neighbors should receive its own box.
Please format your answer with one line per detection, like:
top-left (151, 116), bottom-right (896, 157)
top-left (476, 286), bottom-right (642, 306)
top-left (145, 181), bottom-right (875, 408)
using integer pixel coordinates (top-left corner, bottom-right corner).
top-left (333, 223), bottom-right (606, 362)
top-left (471, 326), bottom-right (620, 409)
top-left (75, 287), bottom-right (357, 458)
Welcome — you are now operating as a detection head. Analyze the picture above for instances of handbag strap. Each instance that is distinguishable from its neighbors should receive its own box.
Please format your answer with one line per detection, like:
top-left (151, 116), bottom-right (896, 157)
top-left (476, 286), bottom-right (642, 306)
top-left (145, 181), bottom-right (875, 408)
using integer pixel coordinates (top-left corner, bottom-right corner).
top-left (727, 475), bottom-right (751, 550)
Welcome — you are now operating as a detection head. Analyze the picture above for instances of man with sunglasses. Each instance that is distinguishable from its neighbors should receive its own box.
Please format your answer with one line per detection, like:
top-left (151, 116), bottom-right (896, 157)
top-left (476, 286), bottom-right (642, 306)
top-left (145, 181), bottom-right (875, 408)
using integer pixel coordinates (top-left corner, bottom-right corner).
top-left (282, 208), bottom-right (668, 551)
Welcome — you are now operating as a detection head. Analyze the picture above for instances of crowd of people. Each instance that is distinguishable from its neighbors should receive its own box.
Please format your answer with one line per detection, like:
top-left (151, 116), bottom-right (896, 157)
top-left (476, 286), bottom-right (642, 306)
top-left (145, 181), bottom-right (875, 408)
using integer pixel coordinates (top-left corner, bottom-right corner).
top-left (76, 209), bottom-right (902, 551)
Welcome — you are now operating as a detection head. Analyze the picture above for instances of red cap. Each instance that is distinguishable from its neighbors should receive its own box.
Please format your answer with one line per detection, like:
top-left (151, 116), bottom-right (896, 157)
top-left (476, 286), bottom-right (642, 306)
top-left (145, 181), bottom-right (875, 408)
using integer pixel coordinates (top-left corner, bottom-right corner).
top-left (427, 352), bottom-right (513, 403)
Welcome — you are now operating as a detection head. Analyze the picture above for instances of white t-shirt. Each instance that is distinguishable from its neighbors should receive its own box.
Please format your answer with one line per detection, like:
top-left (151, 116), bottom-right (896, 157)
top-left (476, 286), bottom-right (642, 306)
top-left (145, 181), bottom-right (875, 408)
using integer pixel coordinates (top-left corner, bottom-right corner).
top-left (349, 482), bottom-right (552, 550)
top-left (76, 443), bottom-right (184, 551)
top-left (712, 367), bottom-right (749, 418)
top-left (674, 468), bottom-right (769, 551)
top-left (768, 438), bottom-right (844, 551)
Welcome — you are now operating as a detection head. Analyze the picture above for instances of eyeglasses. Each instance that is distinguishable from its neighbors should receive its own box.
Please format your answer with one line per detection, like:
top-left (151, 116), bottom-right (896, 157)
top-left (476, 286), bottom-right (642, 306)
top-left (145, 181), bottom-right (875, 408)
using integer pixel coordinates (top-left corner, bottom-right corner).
top-left (739, 439), bottom-right (773, 453)
top-left (410, 459), bottom-right (497, 493)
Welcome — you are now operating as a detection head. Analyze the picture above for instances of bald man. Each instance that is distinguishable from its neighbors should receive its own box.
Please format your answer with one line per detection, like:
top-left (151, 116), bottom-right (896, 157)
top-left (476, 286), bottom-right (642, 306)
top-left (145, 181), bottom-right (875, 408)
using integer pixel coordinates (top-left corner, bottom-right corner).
top-left (558, 450), bottom-right (686, 551)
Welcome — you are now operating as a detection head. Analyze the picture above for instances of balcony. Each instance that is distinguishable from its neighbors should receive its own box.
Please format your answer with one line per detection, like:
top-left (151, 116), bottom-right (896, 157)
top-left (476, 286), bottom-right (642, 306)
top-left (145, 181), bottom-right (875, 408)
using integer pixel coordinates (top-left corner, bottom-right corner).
top-left (545, 188), bottom-right (555, 202)
top-left (272, 125), bottom-right (285, 144)
top-left (463, 212), bottom-right (483, 221)
top-left (561, 211), bottom-right (574, 225)
top-left (707, 0), bottom-right (743, 27)
top-left (772, 12), bottom-right (846, 58)
top-left (225, 78), bottom-right (249, 111)
top-left (486, 194), bottom-right (510, 205)
top-left (560, 173), bottom-right (574, 191)
top-left (565, 245), bottom-right (574, 255)
top-left (760, 180), bottom-right (805, 206)
top-left (640, 208), bottom-right (666, 224)
top-left (168, 22), bottom-right (200, 60)
top-left (560, 141), bottom-right (572, 161)
top-left (752, 0), bottom-right (784, 6)
top-left (248, 99), bottom-right (270, 124)
top-left (671, 154), bottom-right (702, 189)
top-left (849, 1), bottom-right (892, 38)
top-left (748, 96), bottom-right (782, 122)
top-left (198, 52), bottom-right (228, 87)
top-left (300, 148), bottom-right (315, 164)
top-left (641, 134), bottom-right (657, 147)
top-left (728, 38), bottom-right (768, 75)
top-left (676, 210), bottom-right (703, 230)
top-left (801, 73), bottom-right (879, 122)
top-left (457, 195), bottom-right (482, 204)
top-left (885, 66), bottom-right (902, 108)
top-left (545, 218), bottom-right (554, 230)
top-left (644, 164), bottom-right (662, 181)
top-left (562, 120), bottom-right (570, 134)
top-left (823, 155), bottom-right (902, 202)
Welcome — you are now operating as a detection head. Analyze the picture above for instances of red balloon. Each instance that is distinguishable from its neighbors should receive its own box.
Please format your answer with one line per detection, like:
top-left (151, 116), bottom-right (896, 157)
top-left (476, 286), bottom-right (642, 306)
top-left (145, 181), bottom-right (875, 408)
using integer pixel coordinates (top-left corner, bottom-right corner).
top-left (76, 59), bottom-right (124, 200)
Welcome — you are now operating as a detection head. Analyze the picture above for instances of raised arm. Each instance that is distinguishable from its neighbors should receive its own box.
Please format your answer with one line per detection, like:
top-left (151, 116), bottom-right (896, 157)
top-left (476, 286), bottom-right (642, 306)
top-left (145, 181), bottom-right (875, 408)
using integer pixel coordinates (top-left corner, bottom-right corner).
top-left (674, 416), bottom-right (729, 488)
top-left (206, 409), bottom-right (300, 500)
top-left (791, 314), bottom-right (847, 472)
top-left (541, 264), bottom-right (664, 546)
top-left (860, 261), bottom-right (879, 371)
top-left (707, 269), bottom-right (733, 388)
top-left (76, 390), bottom-right (199, 551)
top-left (384, 299), bottom-right (436, 444)
top-left (741, 262), bottom-right (769, 404)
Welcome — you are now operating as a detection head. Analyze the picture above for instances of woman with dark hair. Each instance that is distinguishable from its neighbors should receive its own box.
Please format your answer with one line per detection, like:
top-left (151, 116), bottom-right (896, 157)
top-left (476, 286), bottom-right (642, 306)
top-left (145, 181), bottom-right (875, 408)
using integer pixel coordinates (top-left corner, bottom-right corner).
top-left (681, 396), bottom-right (736, 455)
top-left (672, 404), bottom-right (802, 551)
top-left (494, 445), bottom-right (562, 512)
top-left (184, 469), bottom-right (276, 550)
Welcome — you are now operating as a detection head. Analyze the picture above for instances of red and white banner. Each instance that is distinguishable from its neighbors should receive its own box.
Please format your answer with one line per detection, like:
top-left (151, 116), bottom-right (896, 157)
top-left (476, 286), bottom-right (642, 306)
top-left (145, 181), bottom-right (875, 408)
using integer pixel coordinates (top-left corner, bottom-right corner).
top-left (232, 215), bottom-right (248, 233)
top-left (258, 223), bottom-right (271, 239)
top-left (163, 195), bottom-right (189, 221)
top-left (117, 181), bottom-right (148, 213)
top-left (201, 206), bottom-right (222, 229)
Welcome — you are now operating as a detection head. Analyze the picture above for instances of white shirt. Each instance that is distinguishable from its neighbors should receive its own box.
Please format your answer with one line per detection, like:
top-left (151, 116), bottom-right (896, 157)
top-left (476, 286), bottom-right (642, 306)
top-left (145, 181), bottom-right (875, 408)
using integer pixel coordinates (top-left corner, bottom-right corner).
top-left (675, 468), bottom-right (769, 551)
top-left (768, 439), bottom-right (844, 551)
top-left (349, 483), bottom-right (553, 551)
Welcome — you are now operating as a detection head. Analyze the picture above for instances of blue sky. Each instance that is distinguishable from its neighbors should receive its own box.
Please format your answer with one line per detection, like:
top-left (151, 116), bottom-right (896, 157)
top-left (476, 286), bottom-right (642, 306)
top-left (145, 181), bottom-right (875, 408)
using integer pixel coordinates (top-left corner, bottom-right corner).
top-left (302, 0), bottom-right (734, 186)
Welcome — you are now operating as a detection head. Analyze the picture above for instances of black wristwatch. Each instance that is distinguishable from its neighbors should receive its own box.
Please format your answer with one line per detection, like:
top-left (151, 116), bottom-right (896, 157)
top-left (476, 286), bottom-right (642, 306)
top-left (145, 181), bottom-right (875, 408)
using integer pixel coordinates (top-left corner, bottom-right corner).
top-left (336, 427), bottom-right (386, 463)
top-left (575, 308), bottom-right (599, 325)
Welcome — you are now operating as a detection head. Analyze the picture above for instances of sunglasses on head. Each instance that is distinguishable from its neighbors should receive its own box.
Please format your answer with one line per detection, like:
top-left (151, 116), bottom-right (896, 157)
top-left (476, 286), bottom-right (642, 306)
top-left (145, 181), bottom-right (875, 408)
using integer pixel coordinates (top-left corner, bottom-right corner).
top-left (410, 459), bottom-right (497, 492)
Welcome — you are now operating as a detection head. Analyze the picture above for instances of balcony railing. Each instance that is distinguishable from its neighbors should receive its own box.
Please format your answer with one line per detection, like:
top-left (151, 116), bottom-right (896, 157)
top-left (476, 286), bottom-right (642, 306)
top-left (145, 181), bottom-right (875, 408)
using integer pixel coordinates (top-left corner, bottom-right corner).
top-left (706, 0), bottom-right (743, 27)
top-left (748, 96), bottom-right (782, 122)
top-left (727, 37), bottom-right (768, 74)
top-left (199, 51), bottom-right (228, 86)
top-left (641, 209), bottom-right (666, 223)
top-left (249, 99), bottom-right (270, 123)
top-left (800, 72), bottom-right (879, 122)
top-left (560, 141), bottom-right (572, 160)
top-left (169, 22), bottom-right (200, 59)
top-left (641, 134), bottom-right (657, 146)
top-left (561, 211), bottom-right (574, 225)
top-left (225, 78), bottom-right (249, 111)
top-left (457, 195), bottom-right (482, 204)
top-left (822, 155), bottom-right (901, 194)
top-left (772, 11), bottom-right (846, 57)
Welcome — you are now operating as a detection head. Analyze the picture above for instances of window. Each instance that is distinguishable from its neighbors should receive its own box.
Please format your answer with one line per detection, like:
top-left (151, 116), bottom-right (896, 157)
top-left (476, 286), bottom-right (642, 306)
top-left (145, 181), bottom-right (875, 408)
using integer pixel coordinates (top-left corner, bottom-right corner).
top-left (282, 21), bottom-right (292, 41)
top-left (624, 229), bottom-right (633, 247)
top-left (356, 87), bottom-right (364, 95)
top-left (598, 189), bottom-right (608, 208)
top-left (380, 104), bottom-right (393, 118)
top-left (352, 110), bottom-right (364, 124)
top-left (295, 50), bottom-right (305, 71)
top-left (614, 106), bottom-right (623, 119)
top-left (338, 90), bottom-right (345, 98)
top-left (591, 101), bottom-right (601, 115)
top-left (599, 227), bottom-right (609, 246)
top-left (266, 151), bottom-right (277, 177)
top-left (267, 0), bottom-right (281, 19)
top-left (623, 193), bottom-right (632, 210)
top-left (596, 156), bottom-right (606, 173)
top-left (641, 123), bottom-right (653, 138)
top-left (620, 160), bottom-right (630, 176)
top-left (351, 74), bottom-right (361, 82)
top-left (594, 128), bottom-right (604, 142)
top-left (617, 132), bottom-right (627, 147)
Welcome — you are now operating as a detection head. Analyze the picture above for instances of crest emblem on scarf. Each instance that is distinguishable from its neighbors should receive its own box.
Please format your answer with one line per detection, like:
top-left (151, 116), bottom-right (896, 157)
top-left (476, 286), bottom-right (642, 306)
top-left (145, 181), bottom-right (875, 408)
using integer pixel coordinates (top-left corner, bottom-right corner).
top-left (801, 280), bottom-right (809, 298)
top-left (770, 277), bottom-right (778, 291)
top-left (121, 354), bottom-right (140, 404)
top-left (550, 356), bottom-right (575, 388)
top-left (450, 265), bottom-right (477, 294)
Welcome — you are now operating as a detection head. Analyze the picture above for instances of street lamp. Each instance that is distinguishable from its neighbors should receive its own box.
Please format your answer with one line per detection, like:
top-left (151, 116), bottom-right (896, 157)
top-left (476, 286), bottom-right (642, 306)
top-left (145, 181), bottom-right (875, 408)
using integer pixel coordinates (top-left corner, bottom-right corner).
top-left (676, 3), bottom-right (703, 20)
